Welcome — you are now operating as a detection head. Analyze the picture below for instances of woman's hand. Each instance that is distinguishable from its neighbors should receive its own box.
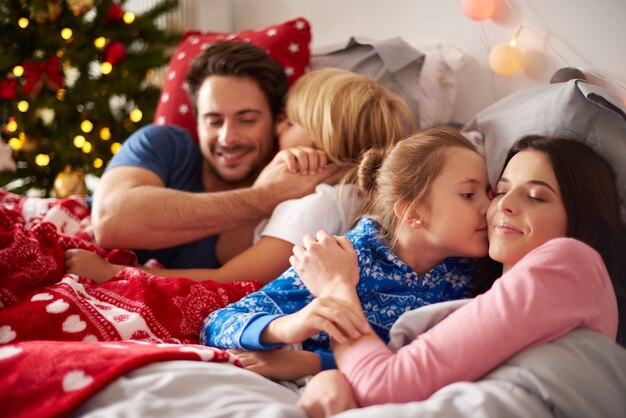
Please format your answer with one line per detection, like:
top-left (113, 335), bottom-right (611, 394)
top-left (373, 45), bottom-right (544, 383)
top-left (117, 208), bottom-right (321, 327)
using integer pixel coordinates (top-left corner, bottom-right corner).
top-left (298, 369), bottom-right (358, 418)
top-left (290, 230), bottom-right (360, 297)
top-left (262, 296), bottom-right (369, 345)
top-left (228, 349), bottom-right (320, 381)
top-left (65, 249), bottom-right (124, 284)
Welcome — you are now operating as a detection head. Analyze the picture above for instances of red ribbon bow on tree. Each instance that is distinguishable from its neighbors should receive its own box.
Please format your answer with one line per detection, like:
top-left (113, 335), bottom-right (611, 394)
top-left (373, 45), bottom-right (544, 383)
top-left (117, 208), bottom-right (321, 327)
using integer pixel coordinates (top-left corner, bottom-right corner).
top-left (22, 56), bottom-right (64, 99)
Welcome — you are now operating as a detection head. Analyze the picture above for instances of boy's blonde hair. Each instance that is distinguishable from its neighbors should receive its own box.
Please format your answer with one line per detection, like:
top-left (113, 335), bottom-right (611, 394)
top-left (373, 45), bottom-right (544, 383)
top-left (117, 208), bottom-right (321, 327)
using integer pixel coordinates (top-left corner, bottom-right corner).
top-left (286, 68), bottom-right (414, 181)
top-left (358, 126), bottom-right (479, 247)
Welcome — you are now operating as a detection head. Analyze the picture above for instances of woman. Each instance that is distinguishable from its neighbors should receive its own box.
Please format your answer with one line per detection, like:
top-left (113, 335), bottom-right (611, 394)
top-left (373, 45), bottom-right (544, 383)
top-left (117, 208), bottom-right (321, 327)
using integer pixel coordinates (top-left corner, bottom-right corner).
top-left (290, 135), bottom-right (626, 416)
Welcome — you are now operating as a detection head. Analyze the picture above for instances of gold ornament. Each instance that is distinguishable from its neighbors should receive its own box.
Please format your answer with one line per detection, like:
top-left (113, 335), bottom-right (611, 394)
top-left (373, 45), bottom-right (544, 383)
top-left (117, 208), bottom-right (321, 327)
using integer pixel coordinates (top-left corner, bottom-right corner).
top-left (68, 0), bottom-right (95, 16)
top-left (54, 165), bottom-right (89, 197)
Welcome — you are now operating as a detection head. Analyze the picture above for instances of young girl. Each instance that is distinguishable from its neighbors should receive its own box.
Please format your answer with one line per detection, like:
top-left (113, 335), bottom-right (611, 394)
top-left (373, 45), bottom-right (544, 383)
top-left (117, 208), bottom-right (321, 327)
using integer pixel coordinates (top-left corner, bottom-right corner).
top-left (200, 126), bottom-right (491, 381)
top-left (65, 68), bottom-right (414, 284)
top-left (292, 135), bottom-right (626, 416)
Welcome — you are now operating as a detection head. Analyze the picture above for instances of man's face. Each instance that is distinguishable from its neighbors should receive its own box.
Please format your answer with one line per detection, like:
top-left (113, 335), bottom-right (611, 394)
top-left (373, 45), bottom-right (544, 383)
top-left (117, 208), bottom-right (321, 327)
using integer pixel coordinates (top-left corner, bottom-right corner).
top-left (196, 75), bottom-right (276, 183)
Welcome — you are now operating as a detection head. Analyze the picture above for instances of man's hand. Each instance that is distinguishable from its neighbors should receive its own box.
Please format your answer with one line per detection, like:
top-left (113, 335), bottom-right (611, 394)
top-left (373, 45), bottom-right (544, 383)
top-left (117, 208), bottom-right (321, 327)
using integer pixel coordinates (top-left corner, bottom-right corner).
top-left (262, 296), bottom-right (369, 345)
top-left (298, 370), bottom-right (358, 418)
top-left (274, 146), bottom-right (328, 175)
top-left (228, 349), bottom-right (320, 381)
top-left (253, 149), bottom-right (347, 202)
top-left (290, 230), bottom-right (360, 297)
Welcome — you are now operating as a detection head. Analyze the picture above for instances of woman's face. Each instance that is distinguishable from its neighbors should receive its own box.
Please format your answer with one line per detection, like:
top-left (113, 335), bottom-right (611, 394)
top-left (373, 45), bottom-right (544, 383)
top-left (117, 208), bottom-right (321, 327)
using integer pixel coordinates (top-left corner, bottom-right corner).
top-left (487, 149), bottom-right (568, 273)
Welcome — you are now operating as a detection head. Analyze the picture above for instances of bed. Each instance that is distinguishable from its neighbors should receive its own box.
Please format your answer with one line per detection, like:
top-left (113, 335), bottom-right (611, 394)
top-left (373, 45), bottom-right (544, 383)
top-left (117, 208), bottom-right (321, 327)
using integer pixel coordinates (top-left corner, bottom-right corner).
top-left (2, 12), bottom-right (626, 418)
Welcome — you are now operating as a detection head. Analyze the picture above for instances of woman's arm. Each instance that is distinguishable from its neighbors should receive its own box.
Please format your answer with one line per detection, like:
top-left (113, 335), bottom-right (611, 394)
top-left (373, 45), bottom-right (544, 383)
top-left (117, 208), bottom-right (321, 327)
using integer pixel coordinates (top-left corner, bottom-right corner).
top-left (339, 239), bottom-right (617, 406)
top-left (293, 236), bottom-right (617, 407)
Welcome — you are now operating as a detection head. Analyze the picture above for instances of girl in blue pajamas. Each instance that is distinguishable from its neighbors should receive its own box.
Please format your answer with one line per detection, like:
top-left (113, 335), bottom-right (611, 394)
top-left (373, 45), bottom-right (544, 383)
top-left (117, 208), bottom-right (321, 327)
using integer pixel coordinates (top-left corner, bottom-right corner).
top-left (199, 126), bottom-right (491, 382)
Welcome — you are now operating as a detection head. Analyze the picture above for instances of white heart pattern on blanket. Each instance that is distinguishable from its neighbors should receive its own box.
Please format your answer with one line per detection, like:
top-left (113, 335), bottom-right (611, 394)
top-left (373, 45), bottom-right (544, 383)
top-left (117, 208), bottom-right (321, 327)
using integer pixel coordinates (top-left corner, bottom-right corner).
top-left (62, 370), bottom-right (94, 392)
top-left (0, 325), bottom-right (17, 343)
top-left (31, 292), bottom-right (54, 302)
top-left (62, 315), bottom-right (87, 333)
top-left (46, 299), bottom-right (70, 314)
top-left (0, 346), bottom-right (23, 360)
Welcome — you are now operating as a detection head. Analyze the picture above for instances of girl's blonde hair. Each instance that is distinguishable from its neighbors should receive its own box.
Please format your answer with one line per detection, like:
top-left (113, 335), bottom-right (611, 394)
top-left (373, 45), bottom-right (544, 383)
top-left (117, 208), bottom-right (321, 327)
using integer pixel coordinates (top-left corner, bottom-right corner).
top-left (286, 68), bottom-right (414, 181)
top-left (358, 126), bottom-right (479, 246)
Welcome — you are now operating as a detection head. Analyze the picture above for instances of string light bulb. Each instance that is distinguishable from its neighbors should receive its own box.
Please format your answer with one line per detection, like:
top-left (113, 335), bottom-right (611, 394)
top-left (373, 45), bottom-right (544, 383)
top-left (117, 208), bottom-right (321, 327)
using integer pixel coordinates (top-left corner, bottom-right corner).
top-left (461, 0), bottom-right (497, 21)
top-left (6, 120), bottom-right (18, 132)
top-left (13, 65), bottom-right (24, 77)
top-left (94, 37), bottom-right (107, 49)
top-left (111, 142), bottom-right (122, 154)
top-left (17, 100), bottom-right (29, 112)
top-left (18, 17), bottom-right (29, 28)
top-left (73, 135), bottom-right (86, 148)
top-left (123, 12), bottom-right (136, 24)
top-left (80, 120), bottom-right (94, 133)
top-left (35, 154), bottom-right (50, 166)
top-left (101, 62), bottom-right (113, 75)
top-left (61, 28), bottom-right (73, 40)
top-left (93, 158), bottom-right (104, 168)
top-left (489, 42), bottom-right (522, 76)
top-left (100, 127), bottom-right (111, 140)
top-left (129, 108), bottom-right (143, 123)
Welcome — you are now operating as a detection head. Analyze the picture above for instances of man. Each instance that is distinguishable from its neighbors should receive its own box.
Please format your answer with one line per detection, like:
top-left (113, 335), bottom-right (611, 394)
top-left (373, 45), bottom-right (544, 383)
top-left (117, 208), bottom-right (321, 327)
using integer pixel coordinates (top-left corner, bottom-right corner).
top-left (92, 41), bottom-right (333, 268)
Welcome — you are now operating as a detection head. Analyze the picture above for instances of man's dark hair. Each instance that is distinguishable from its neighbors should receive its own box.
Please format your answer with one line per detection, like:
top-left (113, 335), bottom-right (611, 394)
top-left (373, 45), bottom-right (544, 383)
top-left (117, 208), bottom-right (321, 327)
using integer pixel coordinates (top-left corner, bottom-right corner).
top-left (185, 41), bottom-right (288, 121)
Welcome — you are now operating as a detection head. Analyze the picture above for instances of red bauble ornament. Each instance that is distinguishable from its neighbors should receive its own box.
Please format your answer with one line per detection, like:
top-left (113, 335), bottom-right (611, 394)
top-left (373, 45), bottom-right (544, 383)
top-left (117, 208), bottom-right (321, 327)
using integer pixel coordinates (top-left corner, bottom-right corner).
top-left (0, 79), bottom-right (18, 100)
top-left (104, 41), bottom-right (127, 65)
top-left (106, 3), bottom-right (124, 23)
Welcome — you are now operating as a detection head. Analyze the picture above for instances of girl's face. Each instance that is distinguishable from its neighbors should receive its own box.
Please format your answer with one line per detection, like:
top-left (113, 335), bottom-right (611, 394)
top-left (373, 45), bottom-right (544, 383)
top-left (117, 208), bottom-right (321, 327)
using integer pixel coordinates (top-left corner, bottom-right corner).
top-left (275, 115), bottom-right (314, 150)
top-left (420, 148), bottom-right (490, 259)
top-left (487, 149), bottom-right (568, 273)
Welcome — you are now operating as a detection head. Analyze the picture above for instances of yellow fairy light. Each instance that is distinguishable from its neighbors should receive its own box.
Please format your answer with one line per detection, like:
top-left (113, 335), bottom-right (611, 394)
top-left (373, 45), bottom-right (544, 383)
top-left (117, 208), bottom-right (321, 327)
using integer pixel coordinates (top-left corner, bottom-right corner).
top-left (80, 120), bottom-right (94, 133)
top-left (99, 127), bottom-right (111, 140)
top-left (8, 137), bottom-right (22, 151)
top-left (129, 108), bottom-right (143, 123)
top-left (73, 135), bottom-right (86, 148)
top-left (101, 62), bottom-right (113, 75)
top-left (56, 89), bottom-right (66, 100)
top-left (94, 37), bottom-right (107, 49)
top-left (123, 12), bottom-right (136, 24)
top-left (6, 120), bottom-right (18, 132)
top-left (61, 28), bottom-right (73, 40)
top-left (110, 142), bottom-right (122, 154)
top-left (93, 158), bottom-right (104, 168)
top-left (17, 100), bottom-right (29, 112)
top-left (35, 154), bottom-right (50, 166)
top-left (18, 17), bottom-right (29, 28)
top-left (13, 65), bottom-right (24, 77)
top-left (82, 142), bottom-right (93, 153)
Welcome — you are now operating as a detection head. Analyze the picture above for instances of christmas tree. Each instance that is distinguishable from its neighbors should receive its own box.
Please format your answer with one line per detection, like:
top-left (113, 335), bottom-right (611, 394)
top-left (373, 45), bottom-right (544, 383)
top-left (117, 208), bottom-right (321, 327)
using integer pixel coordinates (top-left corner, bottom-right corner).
top-left (0, 0), bottom-right (180, 196)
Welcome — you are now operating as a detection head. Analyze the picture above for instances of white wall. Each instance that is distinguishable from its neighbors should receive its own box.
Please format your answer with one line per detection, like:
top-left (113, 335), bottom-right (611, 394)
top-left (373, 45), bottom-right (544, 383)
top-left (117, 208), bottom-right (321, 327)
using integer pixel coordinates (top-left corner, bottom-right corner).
top-left (182, 0), bottom-right (626, 124)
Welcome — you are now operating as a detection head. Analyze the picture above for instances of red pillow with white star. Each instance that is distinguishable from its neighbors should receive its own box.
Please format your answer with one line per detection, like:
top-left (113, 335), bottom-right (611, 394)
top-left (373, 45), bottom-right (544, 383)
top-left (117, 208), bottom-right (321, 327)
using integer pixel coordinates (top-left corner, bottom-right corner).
top-left (154, 17), bottom-right (311, 143)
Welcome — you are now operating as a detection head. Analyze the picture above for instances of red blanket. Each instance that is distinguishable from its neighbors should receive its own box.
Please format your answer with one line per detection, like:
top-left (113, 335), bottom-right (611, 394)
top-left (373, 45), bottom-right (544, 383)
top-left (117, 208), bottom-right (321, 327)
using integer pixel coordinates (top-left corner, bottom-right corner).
top-left (0, 190), bottom-right (263, 417)
top-left (1, 340), bottom-right (240, 418)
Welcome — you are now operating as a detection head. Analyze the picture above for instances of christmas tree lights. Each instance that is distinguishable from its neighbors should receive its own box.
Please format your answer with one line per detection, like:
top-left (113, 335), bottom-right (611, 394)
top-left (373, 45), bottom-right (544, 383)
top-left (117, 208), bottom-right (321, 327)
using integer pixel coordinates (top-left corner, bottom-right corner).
top-left (0, 0), bottom-right (180, 196)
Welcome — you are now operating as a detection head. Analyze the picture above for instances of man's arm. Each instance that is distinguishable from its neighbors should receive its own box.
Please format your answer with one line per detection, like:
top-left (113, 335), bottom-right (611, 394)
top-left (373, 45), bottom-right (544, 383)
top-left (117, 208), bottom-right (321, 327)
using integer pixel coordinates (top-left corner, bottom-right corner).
top-left (92, 157), bottom-right (337, 250)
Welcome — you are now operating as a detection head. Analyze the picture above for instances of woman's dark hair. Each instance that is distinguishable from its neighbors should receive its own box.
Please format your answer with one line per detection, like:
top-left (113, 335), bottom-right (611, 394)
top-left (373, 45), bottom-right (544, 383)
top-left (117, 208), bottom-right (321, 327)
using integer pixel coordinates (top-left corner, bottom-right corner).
top-left (475, 134), bottom-right (626, 345)
top-left (185, 41), bottom-right (288, 121)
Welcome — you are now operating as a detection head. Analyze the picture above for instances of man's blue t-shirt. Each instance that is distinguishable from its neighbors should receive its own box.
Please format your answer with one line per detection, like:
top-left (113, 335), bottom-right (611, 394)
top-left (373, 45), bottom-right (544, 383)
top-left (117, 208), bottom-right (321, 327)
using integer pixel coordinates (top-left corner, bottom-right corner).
top-left (105, 124), bottom-right (219, 269)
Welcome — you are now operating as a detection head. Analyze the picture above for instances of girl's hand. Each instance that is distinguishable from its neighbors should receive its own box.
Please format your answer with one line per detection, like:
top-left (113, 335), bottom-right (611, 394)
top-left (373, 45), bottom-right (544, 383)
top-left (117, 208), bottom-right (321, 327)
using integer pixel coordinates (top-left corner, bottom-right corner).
top-left (262, 296), bottom-right (369, 345)
top-left (64, 249), bottom-right (123, 284)
top-left (274, 146), bottom-right (328, 175)
top-left (228, 349), bottom-right (320, 381)
top-left (290, 230), bottom-right (360, 297)
top-left (298, 369), bottom-right (358, 418)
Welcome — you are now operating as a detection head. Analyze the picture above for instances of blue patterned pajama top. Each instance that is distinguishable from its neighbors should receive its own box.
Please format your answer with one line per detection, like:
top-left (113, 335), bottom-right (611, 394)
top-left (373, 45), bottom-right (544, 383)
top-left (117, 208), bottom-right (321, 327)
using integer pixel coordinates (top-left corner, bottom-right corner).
top-left (199, 217), bottom-right (475, 369)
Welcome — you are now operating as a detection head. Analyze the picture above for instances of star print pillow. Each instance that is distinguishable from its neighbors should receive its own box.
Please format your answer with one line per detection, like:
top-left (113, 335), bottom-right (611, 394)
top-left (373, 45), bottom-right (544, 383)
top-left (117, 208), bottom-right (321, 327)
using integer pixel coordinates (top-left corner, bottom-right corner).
top-left (153, 17), bottom-right (312, 143)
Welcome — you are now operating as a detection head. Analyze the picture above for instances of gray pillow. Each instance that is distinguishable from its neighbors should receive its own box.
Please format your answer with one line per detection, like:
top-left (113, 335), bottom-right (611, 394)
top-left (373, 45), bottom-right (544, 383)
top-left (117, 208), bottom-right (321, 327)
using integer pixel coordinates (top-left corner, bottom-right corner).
top-left (463, 79), bottom-right (626, 221)
top-left (312, 36), bottom-right (425, 129)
